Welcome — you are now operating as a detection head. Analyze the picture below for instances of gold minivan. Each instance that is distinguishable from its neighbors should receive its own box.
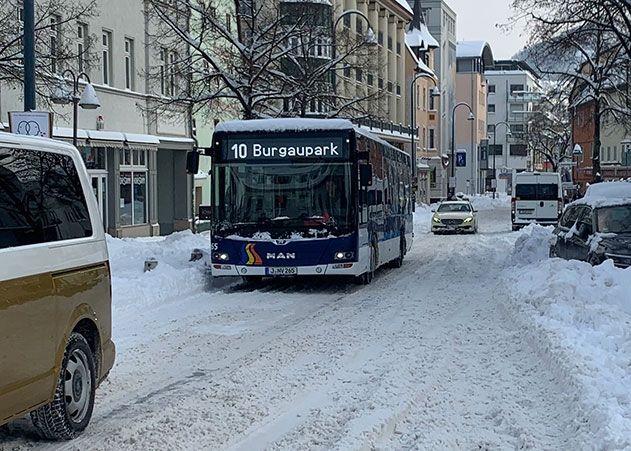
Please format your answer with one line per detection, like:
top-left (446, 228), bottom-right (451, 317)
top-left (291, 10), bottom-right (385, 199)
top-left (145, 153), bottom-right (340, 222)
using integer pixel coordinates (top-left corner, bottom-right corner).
top-left (0, 132), bottom-right (115, 439)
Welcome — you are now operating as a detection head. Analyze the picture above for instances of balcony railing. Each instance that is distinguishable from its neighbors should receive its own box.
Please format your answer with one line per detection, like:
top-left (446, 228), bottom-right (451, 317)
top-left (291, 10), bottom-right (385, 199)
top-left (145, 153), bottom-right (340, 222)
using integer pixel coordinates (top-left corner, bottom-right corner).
top-left (352, 117), bottom-right (415, 138)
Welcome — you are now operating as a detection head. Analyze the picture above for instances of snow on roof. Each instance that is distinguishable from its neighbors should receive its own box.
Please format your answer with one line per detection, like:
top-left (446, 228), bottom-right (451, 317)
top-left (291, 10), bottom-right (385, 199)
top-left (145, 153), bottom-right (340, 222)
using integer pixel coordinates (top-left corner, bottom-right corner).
top-left (456, 41), bottom-right (490, 58)
top-left (405, 42), bottom-right (436, 76)
top-left (215, 118), bottom-right (356, 134)
top-left (394, 0), bottom-right (413, 15)
top-left (406, 25), bottom-right (439, 50)
top-left (573, 181), bottom-right (631, 208)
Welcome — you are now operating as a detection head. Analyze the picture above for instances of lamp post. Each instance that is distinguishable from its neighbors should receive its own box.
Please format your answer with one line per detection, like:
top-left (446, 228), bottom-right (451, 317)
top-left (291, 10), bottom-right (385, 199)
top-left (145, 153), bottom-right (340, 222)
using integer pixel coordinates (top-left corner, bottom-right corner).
top-left (572, 144), bottom-right (584, 193)
top-left (488, 121), bottom-right (511, 199)
top-left (331, 10), bottom-right (377, 99)
top-left (410, 71), bottom-right (439, 184)
top-left (51, 70), bottom-right (101, 147)
top-left (450, 102), bottom-right (474, 198)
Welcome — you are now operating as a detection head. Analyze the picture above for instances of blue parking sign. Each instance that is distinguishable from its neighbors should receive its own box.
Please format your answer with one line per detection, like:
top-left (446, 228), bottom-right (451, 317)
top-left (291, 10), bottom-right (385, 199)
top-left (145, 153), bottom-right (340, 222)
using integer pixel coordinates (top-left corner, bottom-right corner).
top-left (456, 152), bottom-right (466, 167)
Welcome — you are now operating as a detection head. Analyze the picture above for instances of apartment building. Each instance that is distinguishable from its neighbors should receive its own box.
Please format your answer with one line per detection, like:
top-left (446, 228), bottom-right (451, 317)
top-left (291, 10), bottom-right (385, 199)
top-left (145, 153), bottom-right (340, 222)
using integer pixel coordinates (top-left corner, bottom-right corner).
top-left (454, 41), bottom-right (493, 195)
top-left (409, 0), bottom-right (456, 197)
top-left (0, 0), bottom-right (194, 237)
top-left (485, 60), bottom-right (542, 193)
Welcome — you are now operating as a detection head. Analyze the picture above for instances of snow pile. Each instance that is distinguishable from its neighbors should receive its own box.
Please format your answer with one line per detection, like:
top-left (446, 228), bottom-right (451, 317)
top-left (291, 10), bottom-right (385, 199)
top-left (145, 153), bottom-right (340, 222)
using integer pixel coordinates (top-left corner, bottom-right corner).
top-left (505, 229), bottom-right (631, 448)
top-left (511, 224), bottom-right (554, 265)
top-left (414, 204), bottom-right (434, 235)
top-left (106, 231), bottom-right (210, 316)
top-left (470, 194), bottom-right (511, 211)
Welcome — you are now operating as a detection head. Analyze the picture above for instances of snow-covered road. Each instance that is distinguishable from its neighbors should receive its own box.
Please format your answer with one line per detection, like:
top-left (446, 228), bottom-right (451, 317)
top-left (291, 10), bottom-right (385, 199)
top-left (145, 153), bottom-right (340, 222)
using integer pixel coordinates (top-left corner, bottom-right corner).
top-left (0, 205), bottom-right (620, 449)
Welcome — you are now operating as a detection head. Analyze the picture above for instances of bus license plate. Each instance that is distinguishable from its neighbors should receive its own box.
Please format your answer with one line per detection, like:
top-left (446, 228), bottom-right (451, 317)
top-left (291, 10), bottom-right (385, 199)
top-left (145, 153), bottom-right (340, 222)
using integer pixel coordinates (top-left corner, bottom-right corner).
top-left (267, 267), bottom-right (297, 276)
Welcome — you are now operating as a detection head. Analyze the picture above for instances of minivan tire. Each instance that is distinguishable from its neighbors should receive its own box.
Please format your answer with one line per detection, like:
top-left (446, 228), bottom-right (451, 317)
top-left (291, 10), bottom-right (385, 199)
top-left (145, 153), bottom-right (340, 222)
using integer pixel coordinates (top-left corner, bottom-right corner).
top-left (31, 333), bottom-right (96, 440)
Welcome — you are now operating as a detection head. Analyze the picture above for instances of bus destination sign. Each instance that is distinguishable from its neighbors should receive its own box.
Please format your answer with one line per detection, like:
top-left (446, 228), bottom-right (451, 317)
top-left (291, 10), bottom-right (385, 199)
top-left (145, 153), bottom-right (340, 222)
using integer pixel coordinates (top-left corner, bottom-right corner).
top-left (223, 136), bottom-right (347, 162)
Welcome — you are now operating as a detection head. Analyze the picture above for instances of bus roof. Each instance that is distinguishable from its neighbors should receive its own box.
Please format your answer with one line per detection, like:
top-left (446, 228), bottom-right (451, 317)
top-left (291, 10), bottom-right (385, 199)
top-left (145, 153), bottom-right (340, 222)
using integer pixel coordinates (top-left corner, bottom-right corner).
top-left (215, 118), bottom-right (355, 134)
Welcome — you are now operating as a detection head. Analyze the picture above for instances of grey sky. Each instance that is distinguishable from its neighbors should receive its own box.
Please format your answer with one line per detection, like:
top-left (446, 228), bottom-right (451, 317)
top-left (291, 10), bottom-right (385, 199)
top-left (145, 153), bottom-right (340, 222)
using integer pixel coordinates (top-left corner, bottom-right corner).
top-left (445, 0), bottom-right (529, 60)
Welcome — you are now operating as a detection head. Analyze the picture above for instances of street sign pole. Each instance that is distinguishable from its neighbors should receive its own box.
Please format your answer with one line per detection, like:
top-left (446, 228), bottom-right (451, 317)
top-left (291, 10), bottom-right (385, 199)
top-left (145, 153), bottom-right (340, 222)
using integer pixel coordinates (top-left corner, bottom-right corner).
top-left (23, 0), bottom-right (36, 111)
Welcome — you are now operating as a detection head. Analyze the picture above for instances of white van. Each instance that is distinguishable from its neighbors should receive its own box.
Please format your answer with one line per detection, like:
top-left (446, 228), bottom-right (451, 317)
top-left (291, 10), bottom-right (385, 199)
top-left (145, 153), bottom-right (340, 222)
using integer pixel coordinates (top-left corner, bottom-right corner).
top-left (0, 132), bottom-right (115, 439)
top-left (512, 172), bottom-right (563, 231)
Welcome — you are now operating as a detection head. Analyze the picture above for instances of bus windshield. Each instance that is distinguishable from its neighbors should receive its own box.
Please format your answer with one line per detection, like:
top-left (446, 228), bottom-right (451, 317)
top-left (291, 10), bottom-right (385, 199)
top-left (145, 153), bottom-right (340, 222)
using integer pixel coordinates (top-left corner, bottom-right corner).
top-left (213, 163), bottom-right (353, 237)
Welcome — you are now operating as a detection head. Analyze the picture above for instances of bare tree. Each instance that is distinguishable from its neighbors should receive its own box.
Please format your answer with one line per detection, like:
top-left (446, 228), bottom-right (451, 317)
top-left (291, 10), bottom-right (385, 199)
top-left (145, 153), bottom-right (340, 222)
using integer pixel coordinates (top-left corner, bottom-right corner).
top-left (511, 0), bottom-right (631, 182)
top-left (526, 87), bottom-right (572, 172)
top-left (145, 0), bottom-right (385, 120)
top-left (0, 0), bottom-right (98, 103)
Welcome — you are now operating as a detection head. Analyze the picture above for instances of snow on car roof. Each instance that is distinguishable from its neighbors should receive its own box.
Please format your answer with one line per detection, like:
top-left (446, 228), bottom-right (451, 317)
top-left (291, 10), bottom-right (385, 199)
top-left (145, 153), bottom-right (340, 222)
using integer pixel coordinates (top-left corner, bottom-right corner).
top-left (584, 181), bottom-right (631, 198)
top-left (215, 118), bottom-right (355, 133)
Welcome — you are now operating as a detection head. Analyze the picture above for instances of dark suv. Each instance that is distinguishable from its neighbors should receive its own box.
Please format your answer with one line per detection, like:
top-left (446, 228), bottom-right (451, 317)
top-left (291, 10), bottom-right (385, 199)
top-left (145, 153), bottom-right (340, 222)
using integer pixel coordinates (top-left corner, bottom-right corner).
top-left (549, 201), bottom-right (631, 268)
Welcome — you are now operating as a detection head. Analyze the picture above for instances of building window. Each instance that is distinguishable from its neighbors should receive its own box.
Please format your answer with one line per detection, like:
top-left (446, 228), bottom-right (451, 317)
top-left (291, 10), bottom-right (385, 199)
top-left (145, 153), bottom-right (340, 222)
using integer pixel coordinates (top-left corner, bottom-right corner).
top-left (487, 124), bottom-right (494, 134)
top-left (124, 38), bottom-right (135, 90)
top-left (510, 144), bottom-right (528, 156)
top-left (160, 48), bottom-right (168, 95)
top-left (388, 36), bottom-right (393, 51)
top-left (488, 84), bottom-right (495, 93)
top-left (378, 31), bottom-right (384, 45)
top-left (510, 84), bottom-right (524, 94)
top-left (343, 14), bottom-right (351, 27)
top-left (169, 51), bottom-right (178, 95)
top-left (512, 124), bottom-right (524, 133)
top-left (378, 78), bottom-right (384, 89)
top-left (387, 81), bottom-right (393, 93)
top-left (102, 30), bottom-right (112, 85)
top-left (396, 42), bottom-right (401, 55)
top-left (396, 84), bottom-right (401, 96)
top-left (226, 13), bottom-right (232, 32)
top-left (50, 15), bottom-right (61, 73)
top-left (77, 22), bottom-right (88, 73)
top-left (356, 18), bottom-right (363, 34)
top-left (488, 104), bottom-right (495, 113)
top-left (489, 144), bottom-right (503, 155)
top-left (429, 129), bottom-right (435, 149)
top-left (119, 149), bottom-right (148, 226)
top-left (367, 73), bottom-right (374, 86)
top-left (343, 64), bottom-right (351, 78)
top-left (429, 91), bottom-right (435, 110)
top-left (355, 68), bottom-right (362, 82)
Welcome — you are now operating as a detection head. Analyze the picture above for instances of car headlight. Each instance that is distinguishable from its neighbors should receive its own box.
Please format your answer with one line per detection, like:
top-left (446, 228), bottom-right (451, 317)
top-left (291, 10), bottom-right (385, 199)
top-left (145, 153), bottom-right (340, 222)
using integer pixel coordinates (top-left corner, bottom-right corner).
top-left (432, 215), bottom-right (441, 223)
top-left (463, 217), bottom-right (473, 223)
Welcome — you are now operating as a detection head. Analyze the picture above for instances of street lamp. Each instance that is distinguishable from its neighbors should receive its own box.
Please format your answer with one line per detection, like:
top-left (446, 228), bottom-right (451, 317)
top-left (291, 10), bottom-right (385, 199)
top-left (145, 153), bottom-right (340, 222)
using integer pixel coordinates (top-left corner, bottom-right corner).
top-left (572, 144), bottom-right (584, 192)
top-left (488, 121), bottom-right (511, 199)
top-left (449, 102), bottom-right (475, 198)
top-left (51, 69), bottom-right (100, 147)
top-left (410, 70), bottom-right (439, 182)
top-left (331, 10), bottom-right (377, 98)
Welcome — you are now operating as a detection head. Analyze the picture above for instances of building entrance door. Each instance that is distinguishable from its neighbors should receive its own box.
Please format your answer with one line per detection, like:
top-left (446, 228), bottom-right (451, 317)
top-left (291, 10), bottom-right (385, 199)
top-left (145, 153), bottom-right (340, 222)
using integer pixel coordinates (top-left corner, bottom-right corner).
top-left (91, 173), bottom-right (108, 229)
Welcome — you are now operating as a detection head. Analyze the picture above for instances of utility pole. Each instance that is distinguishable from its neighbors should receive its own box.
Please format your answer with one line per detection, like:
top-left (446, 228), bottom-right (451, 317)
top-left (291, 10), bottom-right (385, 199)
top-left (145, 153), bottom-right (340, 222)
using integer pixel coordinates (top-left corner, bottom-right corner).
top-left (23, 0), bottom-right (36, 111)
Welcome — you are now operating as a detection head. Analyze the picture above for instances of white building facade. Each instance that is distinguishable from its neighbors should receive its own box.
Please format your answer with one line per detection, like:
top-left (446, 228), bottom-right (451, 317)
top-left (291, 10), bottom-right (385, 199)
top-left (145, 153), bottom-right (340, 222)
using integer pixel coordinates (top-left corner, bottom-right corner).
top-left (0, 0), bottom-right (194, 237)
top-left (485, 60), bottom-right (542, 194)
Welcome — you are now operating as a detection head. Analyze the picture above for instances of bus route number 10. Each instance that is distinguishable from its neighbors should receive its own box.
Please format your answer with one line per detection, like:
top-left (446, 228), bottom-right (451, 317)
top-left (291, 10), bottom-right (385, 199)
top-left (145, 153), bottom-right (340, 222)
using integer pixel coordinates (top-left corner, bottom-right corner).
top-left (232, 143), bottom-right (248, 159)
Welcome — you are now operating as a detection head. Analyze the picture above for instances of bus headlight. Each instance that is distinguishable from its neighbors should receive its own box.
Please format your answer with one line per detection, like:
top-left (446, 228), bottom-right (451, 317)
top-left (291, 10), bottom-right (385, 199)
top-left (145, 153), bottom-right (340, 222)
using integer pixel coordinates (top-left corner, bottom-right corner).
top-left (214, 252), bottom-right (230, 261)
top-left (335, 251), bottom-right (354, 260)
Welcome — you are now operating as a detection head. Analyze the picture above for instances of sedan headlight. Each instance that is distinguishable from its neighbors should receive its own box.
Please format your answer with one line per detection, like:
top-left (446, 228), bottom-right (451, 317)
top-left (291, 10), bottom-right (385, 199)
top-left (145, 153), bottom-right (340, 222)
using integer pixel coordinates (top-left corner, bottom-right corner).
top-left (463, 217), bottom-right (473, 223)
top-left (432, 215), bottom-right (441, 223)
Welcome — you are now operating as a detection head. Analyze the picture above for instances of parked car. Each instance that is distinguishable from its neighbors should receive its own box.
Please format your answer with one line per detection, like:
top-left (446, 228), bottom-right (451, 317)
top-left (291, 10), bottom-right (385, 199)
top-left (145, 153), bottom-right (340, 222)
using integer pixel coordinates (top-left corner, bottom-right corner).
top-left (512, 172), bottom-right (563, 231)
top-left (550, 196), bottom-right (631, 268)
top-left (431, 201), bottom-right (478, 234)
top-left (0, 132), bottom-right (115, 439)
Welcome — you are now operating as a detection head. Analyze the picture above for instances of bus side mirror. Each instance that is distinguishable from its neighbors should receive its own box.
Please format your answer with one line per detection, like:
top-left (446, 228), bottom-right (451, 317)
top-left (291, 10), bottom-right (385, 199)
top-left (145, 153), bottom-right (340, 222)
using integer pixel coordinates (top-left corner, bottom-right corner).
top-left (186, 151), bottom-right (200, 175)
top-left (360, 164), bottom-right (373, 187)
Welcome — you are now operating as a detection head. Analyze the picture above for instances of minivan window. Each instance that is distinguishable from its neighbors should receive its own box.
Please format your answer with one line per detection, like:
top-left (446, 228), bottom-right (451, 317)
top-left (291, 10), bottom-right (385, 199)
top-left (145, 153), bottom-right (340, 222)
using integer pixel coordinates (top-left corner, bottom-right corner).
top-left (0, 147), bottom-right (93, 249)
top-left (560, 206), bottom-right (580, 228)
top-left (515, 183), bottom-right (558, 201)
top-left (596, 205), bottom-right (631, 234)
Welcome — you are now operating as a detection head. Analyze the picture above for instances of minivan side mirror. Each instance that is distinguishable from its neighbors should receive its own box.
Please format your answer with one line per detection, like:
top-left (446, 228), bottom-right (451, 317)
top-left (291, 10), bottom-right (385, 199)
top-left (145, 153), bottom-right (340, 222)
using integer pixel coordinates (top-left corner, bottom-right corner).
top-left (186, 150), bottom-right (200, 175)
top-left (360, 163), bottom-right (373, 187)
top-left (577, 222), bottom-right (592, 238)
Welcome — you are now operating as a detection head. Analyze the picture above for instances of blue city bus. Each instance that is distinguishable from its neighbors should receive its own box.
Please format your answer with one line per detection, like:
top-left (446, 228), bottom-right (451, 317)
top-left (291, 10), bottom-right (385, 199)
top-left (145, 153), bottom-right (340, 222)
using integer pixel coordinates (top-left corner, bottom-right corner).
top-left (201, 118), bottom-right (413, 284)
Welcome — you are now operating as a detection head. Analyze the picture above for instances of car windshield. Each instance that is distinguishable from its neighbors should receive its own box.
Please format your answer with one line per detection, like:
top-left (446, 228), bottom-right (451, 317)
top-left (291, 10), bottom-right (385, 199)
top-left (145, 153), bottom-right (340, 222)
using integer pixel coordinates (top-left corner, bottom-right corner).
top-left (437, 203), bottom-right (471, 213)
top-left (213, 163), bottom-right (352, 237)
top-left (596, 205), bottom-right (631, 234)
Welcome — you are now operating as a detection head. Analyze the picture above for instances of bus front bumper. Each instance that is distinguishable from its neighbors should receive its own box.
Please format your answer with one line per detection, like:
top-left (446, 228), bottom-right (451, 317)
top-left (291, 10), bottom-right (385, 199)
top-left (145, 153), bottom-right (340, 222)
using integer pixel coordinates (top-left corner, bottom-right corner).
top-left (210, 263), bottom-right (366, 277)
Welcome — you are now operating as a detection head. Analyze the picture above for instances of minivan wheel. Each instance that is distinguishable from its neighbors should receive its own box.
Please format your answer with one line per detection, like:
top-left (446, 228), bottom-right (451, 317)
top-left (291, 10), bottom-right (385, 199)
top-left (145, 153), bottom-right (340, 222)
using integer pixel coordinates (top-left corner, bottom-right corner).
top-left (31, 333), bottom-right (96, 440)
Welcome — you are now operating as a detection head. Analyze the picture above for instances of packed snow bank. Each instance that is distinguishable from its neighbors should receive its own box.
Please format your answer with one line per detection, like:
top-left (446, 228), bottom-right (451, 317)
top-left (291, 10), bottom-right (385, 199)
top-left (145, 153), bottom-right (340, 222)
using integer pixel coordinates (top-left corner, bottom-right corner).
top-left (414, 204), bottom-right (434, 235)
top-left (470, 194), bottom-right (511, 211)
top-left (106, 231), bottom-right (210, 317)
top-left (505, 226), bottom-right (631, 448)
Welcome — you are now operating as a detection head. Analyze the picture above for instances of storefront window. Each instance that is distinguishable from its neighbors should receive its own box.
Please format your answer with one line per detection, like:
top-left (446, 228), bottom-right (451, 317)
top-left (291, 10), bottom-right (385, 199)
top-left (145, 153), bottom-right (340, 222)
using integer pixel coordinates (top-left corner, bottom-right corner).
top-left (119, 148), bottom-right (148, 226)
top-left (79, 146), bottom-right (106, 170)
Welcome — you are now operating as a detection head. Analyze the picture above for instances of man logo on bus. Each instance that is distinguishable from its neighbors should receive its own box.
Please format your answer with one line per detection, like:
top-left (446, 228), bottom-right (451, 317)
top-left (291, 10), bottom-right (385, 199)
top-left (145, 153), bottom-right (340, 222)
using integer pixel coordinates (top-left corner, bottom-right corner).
top-left (245, 243), bottom-right (263, 265)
